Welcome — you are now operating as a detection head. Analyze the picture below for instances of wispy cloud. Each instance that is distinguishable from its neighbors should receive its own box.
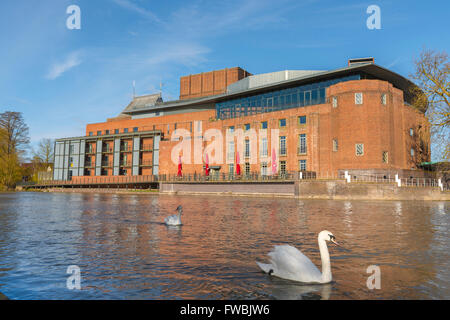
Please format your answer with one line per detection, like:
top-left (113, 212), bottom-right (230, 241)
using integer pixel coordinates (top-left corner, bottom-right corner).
top-left (46, 51), bottom-right (83, 80)
top-left (111, 0), bottom-right (162, 24)
top-left (387, 57), bottom-right (401, 68)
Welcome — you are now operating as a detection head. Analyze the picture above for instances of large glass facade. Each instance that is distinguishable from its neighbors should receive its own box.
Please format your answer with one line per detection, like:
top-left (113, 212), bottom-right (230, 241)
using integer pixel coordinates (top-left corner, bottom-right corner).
top-left (216, 74), bottom-right (360, 119)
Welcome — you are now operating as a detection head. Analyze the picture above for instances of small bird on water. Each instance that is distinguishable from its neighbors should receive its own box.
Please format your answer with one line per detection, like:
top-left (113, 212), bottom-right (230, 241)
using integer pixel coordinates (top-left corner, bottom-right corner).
top-left (164, 205), bottom-right (183, 226)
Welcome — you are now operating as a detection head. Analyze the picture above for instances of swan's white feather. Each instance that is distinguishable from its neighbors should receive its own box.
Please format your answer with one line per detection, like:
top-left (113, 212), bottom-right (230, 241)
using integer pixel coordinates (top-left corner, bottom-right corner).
top-left (164, 214), bottom-right (181, 226)
top-left (258, 244), bottom-right (322, 283)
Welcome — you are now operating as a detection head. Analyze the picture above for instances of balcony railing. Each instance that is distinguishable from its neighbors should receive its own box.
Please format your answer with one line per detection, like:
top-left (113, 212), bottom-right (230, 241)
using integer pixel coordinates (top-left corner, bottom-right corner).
top-left (102, 146), bottom-right (113, 153)
top-left (140, 160), bottom-right (153, 166)
top-left (120, 146), bottom-right (132, 152)
top-left (140, 145), bottom-right (153, 151)
top-left (101, 161), bottom-right (113, 167)
top-left (120, 161), bottom-right (132, 167)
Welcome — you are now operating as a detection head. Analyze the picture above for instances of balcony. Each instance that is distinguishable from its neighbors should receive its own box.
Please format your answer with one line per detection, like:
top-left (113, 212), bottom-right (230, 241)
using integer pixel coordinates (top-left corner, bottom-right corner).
top-left (120, 160), bottom-right (132, 167)
top-left (102, 146), bottom-right (113, 153)
top-left (101, 161), bottom-right (113, 167)
top-left (140, 144), bottom-right (153, 152)
top-left (140, 160), bottom-right (153, 167)
top-left (120, 146), bottom-right (132, 152)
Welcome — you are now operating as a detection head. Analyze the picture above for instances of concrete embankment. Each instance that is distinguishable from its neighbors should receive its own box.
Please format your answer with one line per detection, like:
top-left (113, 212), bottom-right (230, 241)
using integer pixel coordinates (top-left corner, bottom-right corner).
top-left (160, 180), bottom-right (450, 201)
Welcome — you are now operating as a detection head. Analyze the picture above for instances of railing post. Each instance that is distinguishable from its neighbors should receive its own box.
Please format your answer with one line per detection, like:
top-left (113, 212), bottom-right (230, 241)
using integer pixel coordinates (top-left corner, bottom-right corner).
top-left (438, 179), bottom-right (444, 191)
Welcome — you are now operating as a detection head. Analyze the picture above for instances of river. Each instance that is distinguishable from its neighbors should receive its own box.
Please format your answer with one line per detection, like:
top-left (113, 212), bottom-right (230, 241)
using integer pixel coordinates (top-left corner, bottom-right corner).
top-left (0, 192), bottom-right (448, 299)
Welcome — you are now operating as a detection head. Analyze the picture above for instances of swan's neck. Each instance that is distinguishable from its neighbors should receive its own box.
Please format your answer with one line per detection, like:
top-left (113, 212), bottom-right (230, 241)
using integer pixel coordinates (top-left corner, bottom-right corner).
top-left (318, 239), bottom-right (332, 283)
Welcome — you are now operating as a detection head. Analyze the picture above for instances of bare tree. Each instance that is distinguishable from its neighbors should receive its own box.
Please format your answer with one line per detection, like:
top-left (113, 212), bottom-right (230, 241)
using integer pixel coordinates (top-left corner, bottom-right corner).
top-left (33, 138), bottom-right (54, 165)
top-left (410, 49), bottom-right (450, 161)
top-left (0, 111), bottom-right (30, 157)
top-left (0, 111), bottom-right (30, 189)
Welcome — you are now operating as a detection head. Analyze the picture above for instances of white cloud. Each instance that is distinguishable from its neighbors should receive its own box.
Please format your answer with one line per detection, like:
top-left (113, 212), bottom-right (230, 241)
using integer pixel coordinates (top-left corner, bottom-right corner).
top-left (46, 51), bottom-right (83, 80)
top-left (111, 0), bottom-right (162, 24)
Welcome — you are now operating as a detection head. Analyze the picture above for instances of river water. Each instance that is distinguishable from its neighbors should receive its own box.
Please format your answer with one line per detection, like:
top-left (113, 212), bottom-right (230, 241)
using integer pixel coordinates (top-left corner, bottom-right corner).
top-left (0, 192), bottom-right (448, 300)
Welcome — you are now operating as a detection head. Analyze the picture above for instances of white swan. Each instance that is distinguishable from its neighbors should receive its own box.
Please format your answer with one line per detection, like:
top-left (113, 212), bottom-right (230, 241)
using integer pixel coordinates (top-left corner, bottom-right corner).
top-left (164, 205), bottom-right (183, 226)
top-left (256, 230), bottom-right (339, 284)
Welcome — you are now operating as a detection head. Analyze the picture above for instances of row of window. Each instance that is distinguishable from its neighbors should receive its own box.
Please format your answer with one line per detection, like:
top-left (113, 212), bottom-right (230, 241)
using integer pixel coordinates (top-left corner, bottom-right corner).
top-left (331, 92), bottom-right (388, 108)
top-left (89, 127), bottom-right (139, 136)
top-left (229, 116), bottom-right (307, 133)
top-left (227, 134), bottom-right (307, 160)
top-left (216, 74), bottom-right (361, 119)
top-left (227, 159), bottom-right (307, 175)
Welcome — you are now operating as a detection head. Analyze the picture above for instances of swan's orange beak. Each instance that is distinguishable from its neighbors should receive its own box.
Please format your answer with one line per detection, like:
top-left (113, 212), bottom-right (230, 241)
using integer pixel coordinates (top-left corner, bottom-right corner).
top-left (331, 239), bottom-right (340, 246)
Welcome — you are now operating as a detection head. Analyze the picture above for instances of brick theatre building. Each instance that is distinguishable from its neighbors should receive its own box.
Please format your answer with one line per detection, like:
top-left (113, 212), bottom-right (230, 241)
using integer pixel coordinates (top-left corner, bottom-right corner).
top-left (53, 58), bottom-right (430, 181)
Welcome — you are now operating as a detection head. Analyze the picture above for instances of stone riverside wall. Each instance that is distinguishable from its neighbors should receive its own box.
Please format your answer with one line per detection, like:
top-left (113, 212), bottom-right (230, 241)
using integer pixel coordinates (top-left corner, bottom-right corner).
top-left (160, 180), bottom-right (450, 201)
top-left (159, 182), bottom-right (295, 197)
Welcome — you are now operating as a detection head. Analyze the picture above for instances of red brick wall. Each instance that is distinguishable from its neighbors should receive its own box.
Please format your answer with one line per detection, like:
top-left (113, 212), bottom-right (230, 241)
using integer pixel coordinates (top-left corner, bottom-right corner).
top-left (179, 67), bottom-right (251, 100)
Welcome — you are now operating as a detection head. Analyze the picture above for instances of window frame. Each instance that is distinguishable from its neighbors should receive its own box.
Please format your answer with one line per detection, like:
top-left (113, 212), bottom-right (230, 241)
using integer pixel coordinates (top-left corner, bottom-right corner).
top-left (355, 143), bottom-right (364, 156)
top-left (355, 92), bottom-right (363, 105)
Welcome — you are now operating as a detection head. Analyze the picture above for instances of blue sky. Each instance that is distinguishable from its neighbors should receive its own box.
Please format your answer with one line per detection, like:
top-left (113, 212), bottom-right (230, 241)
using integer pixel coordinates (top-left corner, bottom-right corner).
top-left (0, 0), bottom-right (449, 159)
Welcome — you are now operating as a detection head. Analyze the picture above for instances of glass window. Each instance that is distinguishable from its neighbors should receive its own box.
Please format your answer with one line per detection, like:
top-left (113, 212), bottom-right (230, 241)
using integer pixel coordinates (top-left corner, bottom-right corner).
top-left (382, 151), bottom-right (388, 163)
top-left (244, 123), bottom-right (250, 131)
top-left (299, 159), bottom-right (307, 171)
top-left (312, 89), bottom-right (318, 104)
top-left (229, 126), bottom-right (235, 133)
top-left (298, 134), bottom-right (307, 154)
top-left (133, 127), bottom-right (138, 132)
top-left (299, 91), bottom-right (304, 106)
top-left (261, 138), bottom-right (268, 157)
top-left (333, 139), bottom-right (338, 152)
top-left (304, 91), bottom-right (311, 105)
top-left (279, 136), bottom-right (287, 155)
top-left (89, 132), bottom-right (93, 136)
top-left (292, 93), bottom-right (298, 105)
top-left (227, 141), bottom-right (235, 161)
top-left (280, 161), bottom-right (287, 175)
top-left (356, 143), bottom-right (364, 156)
top-left (261, 121), bottom-right (268, 129)
top-left (124, 128), bottom-right (129, 133)
top-left (97, 131), bottom-right (102, 136)
top-left (381, 93), bottom-right (387, 105)
top-left (105, 130), bottom-right (110, 135)
top-left (279, 118), bottom-right (286, 127)
top-left (114, 129), bottom-right (119, 134)
top-left (298, 116), bottom-right (306, 125)
top-left (410, 148), bottom-right (414, 157)
top-left (245, 139), bottom-right (250, 158)
top-left (261, 162), bottom-right (268, 176)
top-left (332, 96), bottom-right (338, 108)
top-left (409, 128), bottom-right (414, 136)
top-left (355, 93), bottom-right (363, 105)
top-left (245, 163), bottom-right (250, 176)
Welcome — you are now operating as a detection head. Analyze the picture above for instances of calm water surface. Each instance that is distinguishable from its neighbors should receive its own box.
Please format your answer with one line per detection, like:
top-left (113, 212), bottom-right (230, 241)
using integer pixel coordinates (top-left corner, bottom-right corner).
top-left (0, 192), bottom-right (448, 300)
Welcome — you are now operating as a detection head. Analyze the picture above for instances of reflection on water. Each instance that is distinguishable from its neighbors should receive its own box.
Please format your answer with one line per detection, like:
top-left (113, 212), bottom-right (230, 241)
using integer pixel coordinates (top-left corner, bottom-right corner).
top-left (0, 192), bottom-right (448, 300)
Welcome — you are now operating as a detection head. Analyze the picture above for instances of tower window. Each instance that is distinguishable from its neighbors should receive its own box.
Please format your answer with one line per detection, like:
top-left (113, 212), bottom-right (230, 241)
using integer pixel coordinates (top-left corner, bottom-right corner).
top-left (355, 93), bottom-right (363, 105)
top-left (382, 151), bottom-right (389, 163)
top-left (332, 96), bottom-right (338, 108)
top-left (356, 143), bottom-right (364, 156)
top-left (381, 93), bottom-right (387, 105)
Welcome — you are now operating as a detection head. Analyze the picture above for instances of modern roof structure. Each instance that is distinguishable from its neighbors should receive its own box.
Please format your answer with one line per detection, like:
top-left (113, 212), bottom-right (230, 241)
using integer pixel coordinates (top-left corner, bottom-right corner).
top-left (121, 62), bottom-right (418, 116)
